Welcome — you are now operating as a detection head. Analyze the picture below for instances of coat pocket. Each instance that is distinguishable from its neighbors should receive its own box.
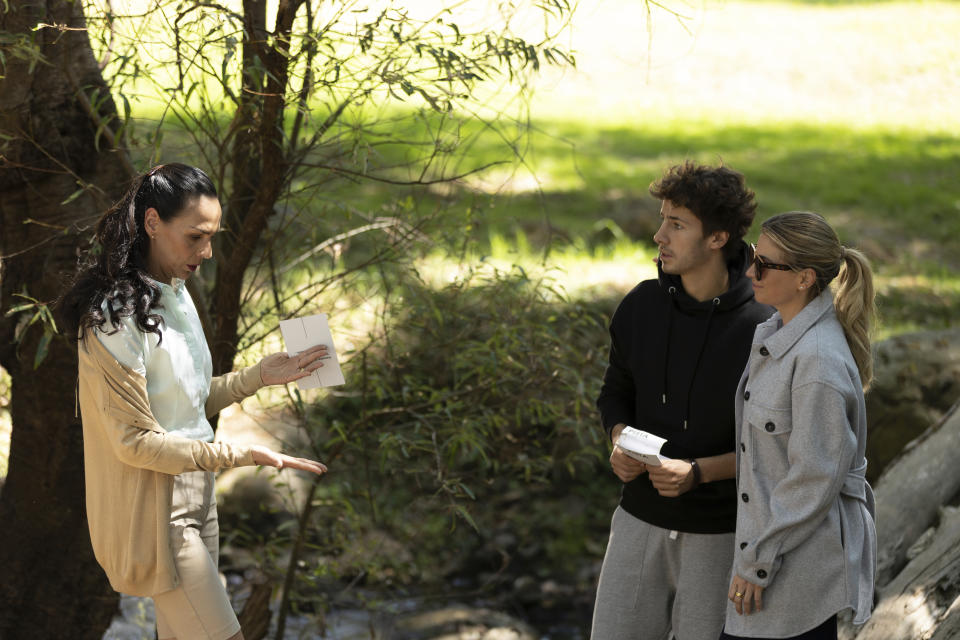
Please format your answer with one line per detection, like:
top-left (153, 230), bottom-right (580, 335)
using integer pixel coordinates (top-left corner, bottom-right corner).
top-left (743, 402), bottom-right (792, 475)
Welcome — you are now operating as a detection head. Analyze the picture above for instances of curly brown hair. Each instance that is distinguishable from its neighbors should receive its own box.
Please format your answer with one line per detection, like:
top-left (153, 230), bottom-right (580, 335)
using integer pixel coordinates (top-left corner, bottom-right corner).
top-left (649, 161), bottom-right (757, 261)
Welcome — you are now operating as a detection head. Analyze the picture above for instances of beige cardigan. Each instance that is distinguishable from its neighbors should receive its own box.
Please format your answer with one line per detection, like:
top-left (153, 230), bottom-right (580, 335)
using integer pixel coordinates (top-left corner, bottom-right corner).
top-left (78, 331), bottom-right (262, 596)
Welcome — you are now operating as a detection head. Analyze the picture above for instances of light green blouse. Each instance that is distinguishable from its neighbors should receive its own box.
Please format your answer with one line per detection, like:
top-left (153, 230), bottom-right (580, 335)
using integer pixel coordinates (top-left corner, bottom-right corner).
top-left (96, 278), bottom-right (215, 442)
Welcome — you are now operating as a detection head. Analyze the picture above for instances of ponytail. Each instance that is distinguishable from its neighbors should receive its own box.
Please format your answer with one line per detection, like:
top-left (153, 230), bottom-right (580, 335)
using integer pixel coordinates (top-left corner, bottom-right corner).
top-left (833, 247), bottom-right (876, 388)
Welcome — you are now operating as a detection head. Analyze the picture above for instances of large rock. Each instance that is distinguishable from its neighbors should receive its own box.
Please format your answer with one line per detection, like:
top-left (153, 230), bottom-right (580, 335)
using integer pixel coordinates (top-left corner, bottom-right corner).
top-left (865, 329), bottom-right (960, 481)
top-left (215, 466), bottom-right (298, 536)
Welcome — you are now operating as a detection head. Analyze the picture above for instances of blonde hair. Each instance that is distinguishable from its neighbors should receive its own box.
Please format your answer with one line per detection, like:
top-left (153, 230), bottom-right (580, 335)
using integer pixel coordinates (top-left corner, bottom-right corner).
top-left (761, 212), bottom-right (877, 389)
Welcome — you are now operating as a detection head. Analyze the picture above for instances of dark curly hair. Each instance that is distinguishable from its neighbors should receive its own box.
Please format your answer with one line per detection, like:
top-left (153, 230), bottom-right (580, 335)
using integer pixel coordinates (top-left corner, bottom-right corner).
top-left (649, 161), bottom-right (757, 261)
top-left (61, 163), bottom-right (218, 343)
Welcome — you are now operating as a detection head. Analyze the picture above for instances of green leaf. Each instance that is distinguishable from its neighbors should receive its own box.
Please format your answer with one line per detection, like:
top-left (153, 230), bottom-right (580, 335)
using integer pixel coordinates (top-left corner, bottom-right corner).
top-left (4, 303), bottom-right (37, 316)
top-left (457, 482), bottom-right (475, 500)
top-left (39, 305), bottom-right (59, 333)
top-left (61, 187), bottom-right (85, 206)
top-left (452, 504), bottom-right (479, 532)
top-left (34, 330), bottom-right (52, 369)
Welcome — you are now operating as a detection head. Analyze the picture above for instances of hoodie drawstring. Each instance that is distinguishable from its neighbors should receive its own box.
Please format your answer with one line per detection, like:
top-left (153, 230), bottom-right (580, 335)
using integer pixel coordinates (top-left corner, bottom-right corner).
top-left (661, 286), bottom-right (678, 406)
top-left (682, 297), bottom-right (720, 429)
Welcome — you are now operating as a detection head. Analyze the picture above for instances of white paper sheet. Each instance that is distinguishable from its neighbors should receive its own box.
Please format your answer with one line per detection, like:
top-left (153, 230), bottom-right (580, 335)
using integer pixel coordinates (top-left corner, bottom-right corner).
top-left (278, 313), bottom-right (345, 390)
top-left (615, 426), bottom-right (671, 466)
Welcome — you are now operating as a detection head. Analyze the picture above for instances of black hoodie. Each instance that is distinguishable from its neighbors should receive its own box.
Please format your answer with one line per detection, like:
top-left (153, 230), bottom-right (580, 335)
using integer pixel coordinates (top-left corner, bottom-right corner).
top-left (597, 241), bottom-right (773, 533)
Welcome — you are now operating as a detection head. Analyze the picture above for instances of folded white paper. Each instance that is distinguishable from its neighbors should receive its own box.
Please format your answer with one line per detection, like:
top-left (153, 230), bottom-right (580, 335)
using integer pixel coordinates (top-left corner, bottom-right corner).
top-left (616, 427), bottom-right (671, 466)
top-left (278, 313), bottom-right (345, 390)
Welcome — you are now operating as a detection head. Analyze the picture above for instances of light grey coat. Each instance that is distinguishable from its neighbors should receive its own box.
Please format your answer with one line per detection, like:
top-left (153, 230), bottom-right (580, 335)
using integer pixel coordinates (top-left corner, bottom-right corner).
top-left (725, 292), bottom-right (876, 638)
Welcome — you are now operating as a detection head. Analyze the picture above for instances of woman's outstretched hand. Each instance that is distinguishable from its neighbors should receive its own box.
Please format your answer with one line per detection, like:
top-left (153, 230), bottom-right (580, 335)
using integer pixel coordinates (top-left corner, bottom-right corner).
top-left (259, 344), bottom-right (329, 386)
top-left (251, 445), bottom-right (328, 475)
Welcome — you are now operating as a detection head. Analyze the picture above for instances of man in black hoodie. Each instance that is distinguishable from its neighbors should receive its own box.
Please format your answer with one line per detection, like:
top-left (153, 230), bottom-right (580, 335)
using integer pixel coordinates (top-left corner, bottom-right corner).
top-left (591, 163), bottom-right (772, 640)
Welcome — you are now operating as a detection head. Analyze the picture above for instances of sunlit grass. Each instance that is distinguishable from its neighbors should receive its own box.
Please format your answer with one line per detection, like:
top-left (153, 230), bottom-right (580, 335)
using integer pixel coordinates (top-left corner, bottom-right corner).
top-left (414, 233), bottom-right (657, 300)
top-left (526, 1), bottom-right (960, 133)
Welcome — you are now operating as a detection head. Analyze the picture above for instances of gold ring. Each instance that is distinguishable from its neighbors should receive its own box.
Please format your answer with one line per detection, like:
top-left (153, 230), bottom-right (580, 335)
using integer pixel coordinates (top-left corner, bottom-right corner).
top-left (734, 592), bottom-right (743, 599)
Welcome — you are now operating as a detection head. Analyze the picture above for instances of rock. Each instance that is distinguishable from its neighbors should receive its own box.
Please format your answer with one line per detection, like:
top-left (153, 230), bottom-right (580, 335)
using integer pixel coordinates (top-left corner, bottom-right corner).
top-left (865, 329), bottom-right (960, 481)
top-left (393, 604), bottom-right (537, 640)
top-left (511, 575), bottom-right (540, 604)
top-left (216, 467), bottom-right (298, 536)
top-left (101, 595), bottom-right (155, 640)
top-left (325, 528), bottom-right (420, 584)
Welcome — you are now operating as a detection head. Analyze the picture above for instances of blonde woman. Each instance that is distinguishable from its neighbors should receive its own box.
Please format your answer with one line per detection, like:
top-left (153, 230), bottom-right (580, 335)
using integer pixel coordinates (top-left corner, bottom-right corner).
top-left (722, 212), bottom-right (877, 640)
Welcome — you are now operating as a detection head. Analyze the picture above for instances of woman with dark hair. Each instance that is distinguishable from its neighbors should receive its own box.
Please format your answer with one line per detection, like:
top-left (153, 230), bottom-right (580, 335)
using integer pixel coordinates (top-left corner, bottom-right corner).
top-left (63, 163), bottom-right (329, 640)
top-left (722, 212), bottom-right (877, 640)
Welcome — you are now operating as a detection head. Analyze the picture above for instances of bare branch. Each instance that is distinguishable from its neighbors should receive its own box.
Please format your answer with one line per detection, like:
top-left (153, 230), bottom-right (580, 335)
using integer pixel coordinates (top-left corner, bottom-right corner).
top-left (297, 159), bottom-right (508, 186)
top-left (278, 216), bottom-right (428, 274)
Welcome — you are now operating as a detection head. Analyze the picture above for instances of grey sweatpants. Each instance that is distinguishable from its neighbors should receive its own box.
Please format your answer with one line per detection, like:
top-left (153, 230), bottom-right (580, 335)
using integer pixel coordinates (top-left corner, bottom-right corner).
top-left (591, 507), bottom-right (734, 640)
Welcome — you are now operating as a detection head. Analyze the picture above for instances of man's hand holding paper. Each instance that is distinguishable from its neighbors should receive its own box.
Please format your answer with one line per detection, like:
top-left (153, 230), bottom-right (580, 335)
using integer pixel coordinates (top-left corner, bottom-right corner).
top-left (615, 426), bottom-right (670, 466)
top-left (609, 424), bottom-right (648, 483)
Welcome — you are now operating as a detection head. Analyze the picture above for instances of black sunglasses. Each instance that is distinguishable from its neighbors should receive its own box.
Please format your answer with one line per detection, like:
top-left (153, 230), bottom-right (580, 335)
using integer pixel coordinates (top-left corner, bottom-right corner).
top-left (750, 244), bottom-right (795, 281)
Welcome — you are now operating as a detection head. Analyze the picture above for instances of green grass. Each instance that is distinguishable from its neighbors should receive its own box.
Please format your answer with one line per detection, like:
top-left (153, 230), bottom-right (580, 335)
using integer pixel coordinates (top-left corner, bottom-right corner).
top-left (293, 112), bottom-right (960, 338)
top-left (445, 120), bottom-right (960, 243)
top-left (130, 103), bottom-right (960, 340)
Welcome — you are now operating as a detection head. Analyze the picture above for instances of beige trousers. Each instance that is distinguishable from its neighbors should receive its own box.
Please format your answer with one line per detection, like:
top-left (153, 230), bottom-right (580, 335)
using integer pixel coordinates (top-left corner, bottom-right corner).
top-left (153, 470), bottom-right (241, 640)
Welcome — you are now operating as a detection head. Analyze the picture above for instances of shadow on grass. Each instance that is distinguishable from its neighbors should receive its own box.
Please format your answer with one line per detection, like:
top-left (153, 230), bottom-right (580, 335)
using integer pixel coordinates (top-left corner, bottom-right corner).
top-left (304, 111), bottom-right (960, 334)
top-left (464, 121), bottom-right (960, 259)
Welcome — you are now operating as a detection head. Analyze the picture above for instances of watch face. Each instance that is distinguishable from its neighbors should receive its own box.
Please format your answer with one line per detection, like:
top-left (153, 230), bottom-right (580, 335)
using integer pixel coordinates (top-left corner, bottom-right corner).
top-left (689, 459), bottom-right (702, 485)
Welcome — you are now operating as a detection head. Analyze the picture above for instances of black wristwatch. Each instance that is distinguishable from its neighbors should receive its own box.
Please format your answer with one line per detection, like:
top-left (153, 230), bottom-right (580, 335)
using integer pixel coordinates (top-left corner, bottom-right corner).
top-left (688, 458), bottom-right (702, 488)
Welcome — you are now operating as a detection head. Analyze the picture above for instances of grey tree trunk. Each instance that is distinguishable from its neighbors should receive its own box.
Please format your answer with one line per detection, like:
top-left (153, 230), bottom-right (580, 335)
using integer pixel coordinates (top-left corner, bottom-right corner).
top-left (848, 505), bottom-right (960, 639)
top-left (0, 0), bottom-right (131, 636)
top-left (872, 401), bottom-right (960, 588)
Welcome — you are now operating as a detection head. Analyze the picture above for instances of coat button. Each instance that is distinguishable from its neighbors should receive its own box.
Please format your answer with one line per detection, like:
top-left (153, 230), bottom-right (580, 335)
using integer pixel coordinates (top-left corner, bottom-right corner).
top-left (765, 422), bottom-right (775, 432)
top-left (744, 391), bottom-right (750, 401)
top-left (741, 493), bottom-right (749, 503)
top-left (757, 569), bottom-right (767, 579)
top-left (740, 542), bottom-right (748, 550)
top-left (759, 346), bottom-right (770, 356)
top-left (740, 442), bottom-right (745, 452)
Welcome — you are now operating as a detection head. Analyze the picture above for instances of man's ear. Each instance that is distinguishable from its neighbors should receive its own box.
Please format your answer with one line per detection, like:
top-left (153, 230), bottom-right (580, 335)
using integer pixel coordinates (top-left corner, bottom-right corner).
top-left (708, 230), bottom-right (730, 251)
